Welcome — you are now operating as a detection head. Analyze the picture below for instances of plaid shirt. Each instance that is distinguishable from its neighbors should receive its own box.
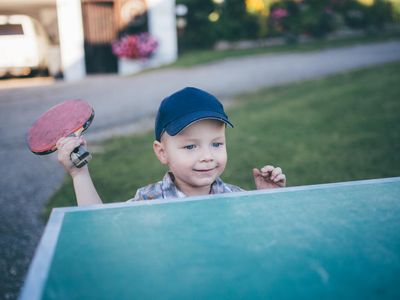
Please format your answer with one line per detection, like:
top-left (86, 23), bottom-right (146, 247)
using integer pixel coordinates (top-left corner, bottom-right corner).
top-left (128, 172), bottom-right (244, 201)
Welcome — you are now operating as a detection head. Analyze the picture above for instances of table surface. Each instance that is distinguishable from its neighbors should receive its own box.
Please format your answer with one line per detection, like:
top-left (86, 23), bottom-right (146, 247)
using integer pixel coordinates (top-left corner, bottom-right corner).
top-left (20, 177), bottom-right (400, 300)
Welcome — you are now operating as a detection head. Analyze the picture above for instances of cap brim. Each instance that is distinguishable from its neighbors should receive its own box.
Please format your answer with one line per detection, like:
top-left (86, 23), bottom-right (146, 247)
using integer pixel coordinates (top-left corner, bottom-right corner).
top-left (165, 111), bottom-right (233, 137)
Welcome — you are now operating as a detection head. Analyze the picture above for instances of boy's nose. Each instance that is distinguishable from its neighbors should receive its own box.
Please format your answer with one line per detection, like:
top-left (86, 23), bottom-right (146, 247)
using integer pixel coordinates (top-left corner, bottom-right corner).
top-left (199, 148), bottom-right (213, 162)
top-left (201, 157), bottom-right (213, 163)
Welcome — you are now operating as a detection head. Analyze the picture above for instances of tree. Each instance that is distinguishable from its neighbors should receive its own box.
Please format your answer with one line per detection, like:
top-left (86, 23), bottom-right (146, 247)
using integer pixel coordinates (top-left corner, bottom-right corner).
top-left (176, 0), bottom-right (217, 50)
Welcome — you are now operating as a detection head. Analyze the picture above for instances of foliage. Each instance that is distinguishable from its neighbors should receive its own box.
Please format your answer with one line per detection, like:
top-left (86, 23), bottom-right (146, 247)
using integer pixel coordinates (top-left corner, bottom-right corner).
top-left (46, 62), bottom-right (400, 217)
top-left (177, 0), bottom-right (259, 51)
top-left (269, 0), bottom-right (340, 39)
top-left (177, 0), bottom-right (396, 50)
top-left (392, 0), bottom-right (400, 22)
top-left (214, 0), bottom-right (259, 41)
top-left (334, 0), bottom-right (394, 30)
top-left (112, 32), bottom-right (158, 59)
top-left (176, 0), bottom-right (218, 50)
top-left (268, 0), bottom-right (395, 40)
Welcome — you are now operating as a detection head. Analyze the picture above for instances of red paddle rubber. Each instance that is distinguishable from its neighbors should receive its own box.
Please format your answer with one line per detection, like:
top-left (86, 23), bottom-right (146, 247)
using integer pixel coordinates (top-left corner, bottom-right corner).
top-left (27, 99), bottom-right (95, 168)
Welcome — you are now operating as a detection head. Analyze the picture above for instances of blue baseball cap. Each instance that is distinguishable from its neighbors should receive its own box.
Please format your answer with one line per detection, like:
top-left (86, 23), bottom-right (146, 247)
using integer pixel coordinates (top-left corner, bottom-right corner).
top-left (155, 87), bottom-right (233, 141)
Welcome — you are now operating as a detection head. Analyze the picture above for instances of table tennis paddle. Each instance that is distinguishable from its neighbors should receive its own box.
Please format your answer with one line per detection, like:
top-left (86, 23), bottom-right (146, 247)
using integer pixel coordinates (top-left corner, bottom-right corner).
top-left (27, 99), bottom-right (95, 168)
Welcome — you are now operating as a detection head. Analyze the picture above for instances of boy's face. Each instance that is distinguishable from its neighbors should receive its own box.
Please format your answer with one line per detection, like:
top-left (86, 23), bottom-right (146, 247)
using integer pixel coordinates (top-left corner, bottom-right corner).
top-left (154, 119), bottom-right (227, 195)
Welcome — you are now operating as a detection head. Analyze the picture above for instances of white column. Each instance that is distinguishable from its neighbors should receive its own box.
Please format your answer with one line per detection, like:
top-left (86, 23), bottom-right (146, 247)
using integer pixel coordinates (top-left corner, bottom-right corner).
top-left (56, 0), bottom-right (86, 81)
top-left (147, 0), bottom-right (177, 66)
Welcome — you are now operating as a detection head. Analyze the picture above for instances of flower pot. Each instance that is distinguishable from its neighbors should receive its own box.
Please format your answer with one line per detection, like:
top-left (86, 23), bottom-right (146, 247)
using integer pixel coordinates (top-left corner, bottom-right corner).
top-left (118, 58), bottom-right (146, 75)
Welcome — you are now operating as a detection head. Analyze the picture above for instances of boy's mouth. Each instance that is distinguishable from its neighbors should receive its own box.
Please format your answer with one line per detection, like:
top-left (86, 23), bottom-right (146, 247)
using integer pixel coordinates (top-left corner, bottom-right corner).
top-left (193, 167), bottom-right (216, 173)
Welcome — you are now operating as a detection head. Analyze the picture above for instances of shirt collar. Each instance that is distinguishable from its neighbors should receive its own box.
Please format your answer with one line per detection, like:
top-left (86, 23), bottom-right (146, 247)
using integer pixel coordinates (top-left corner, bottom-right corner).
top-left (161, 172), bottom-right (185, 198)
top-left (162, 172), bottom-right (224, 198)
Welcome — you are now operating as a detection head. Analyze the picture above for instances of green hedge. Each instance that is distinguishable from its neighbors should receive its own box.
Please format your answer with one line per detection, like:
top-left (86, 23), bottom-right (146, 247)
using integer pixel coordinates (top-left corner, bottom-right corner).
top-left (177, 0), bottom-right (396, 51)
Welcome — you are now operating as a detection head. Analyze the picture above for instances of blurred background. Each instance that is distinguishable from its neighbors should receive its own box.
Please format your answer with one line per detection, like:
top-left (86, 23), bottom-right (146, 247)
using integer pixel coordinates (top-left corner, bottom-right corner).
top-left (177, 0), bottom-right (400, 49)
top-left (0, 0), bottom-right (399, 81)
top-left (1, 1), bottom-right (399, 300)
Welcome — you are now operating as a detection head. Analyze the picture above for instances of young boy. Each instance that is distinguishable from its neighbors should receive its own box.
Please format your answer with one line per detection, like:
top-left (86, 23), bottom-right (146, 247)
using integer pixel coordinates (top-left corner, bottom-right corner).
top-left (57, 87), bottom-right (286, 206)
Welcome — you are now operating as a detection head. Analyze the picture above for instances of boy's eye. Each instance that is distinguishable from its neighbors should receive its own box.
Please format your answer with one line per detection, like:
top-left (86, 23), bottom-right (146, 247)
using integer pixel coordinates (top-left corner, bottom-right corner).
top-left (184, 144), bottom-right (196, 150)
top-left (212, 142), bottom-right (223, 148)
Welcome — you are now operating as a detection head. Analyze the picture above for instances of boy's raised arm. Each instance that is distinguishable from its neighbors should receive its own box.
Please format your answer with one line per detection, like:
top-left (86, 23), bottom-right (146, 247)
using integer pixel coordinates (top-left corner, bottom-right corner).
top-left (57, 137), bottom-right (102, 206)
top-left (70, 165), bottom-right (102, 206)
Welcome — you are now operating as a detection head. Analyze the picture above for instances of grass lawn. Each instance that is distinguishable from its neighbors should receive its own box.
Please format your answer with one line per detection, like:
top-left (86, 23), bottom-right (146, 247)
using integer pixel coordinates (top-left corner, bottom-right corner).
top-left (170, 32), bottom-right (400, 67)
top-left (46, 61), bottom-right (400, 216)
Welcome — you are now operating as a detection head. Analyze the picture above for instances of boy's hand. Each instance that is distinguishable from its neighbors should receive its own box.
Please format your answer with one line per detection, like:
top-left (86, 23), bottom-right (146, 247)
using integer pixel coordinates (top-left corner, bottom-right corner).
top-left (253, 165), bottom-right (286, 189)
top-left (56, 136), bottom-right (88, 178)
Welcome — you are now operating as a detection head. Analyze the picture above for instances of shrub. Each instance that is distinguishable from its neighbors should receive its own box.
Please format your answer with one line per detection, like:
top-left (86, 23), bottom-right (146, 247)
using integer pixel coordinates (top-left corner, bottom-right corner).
top-left (214, 0), bottom-right (259, 41)
top-left (269, 0), bottom-right (340, 40)
top-left (268, 0), bottom-right (395, 41)
top-left (176, 0), bottom-right (218, 51)
top-left (177, 0), bottom-right (258, 51)
top-left (330, 0), bottom-right (393, 31)
top-left (176, 0), bottom-right (396, 50)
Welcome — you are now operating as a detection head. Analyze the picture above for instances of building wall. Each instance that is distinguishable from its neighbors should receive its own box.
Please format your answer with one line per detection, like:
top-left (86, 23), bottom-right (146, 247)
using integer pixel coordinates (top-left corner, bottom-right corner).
top-left (0, 0), bottom-right (178, 80)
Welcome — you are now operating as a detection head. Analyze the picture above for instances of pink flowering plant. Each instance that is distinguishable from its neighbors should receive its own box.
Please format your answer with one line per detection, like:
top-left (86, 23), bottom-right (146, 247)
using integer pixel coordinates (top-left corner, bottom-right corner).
top-left (268, 0), bottom-right (339, 41)
top-left (269, 3), bottom-right (296, 37)
top-left (271, 8), bottom-right (289, 20)
top-left (112, 32), bottom-right (158, 60)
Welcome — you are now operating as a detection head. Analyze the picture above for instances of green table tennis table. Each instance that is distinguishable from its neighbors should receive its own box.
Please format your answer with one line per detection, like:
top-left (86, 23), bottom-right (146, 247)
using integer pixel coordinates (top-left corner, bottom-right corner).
top-left (20, 177), bottom-right (400, 300)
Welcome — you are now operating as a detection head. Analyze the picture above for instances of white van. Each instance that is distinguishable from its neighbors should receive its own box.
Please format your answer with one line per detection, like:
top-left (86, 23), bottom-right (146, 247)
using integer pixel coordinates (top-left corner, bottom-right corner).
top-left (0, 15), bottom-right (50, 77)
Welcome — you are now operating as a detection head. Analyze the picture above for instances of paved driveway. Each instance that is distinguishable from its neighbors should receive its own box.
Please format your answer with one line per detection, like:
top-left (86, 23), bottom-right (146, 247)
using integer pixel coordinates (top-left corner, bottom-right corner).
top-left (1, 40), bottom-right (400, 299)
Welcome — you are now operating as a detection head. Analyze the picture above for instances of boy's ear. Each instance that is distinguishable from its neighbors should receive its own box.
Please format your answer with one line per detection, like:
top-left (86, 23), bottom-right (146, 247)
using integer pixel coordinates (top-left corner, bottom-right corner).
top-left (153, 140), bottom-right (168, 165)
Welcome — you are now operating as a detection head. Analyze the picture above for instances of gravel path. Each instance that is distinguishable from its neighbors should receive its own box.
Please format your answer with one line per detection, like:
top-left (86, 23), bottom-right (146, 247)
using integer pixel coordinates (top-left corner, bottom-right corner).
top-left (1, 40), bottom-right (400, 299)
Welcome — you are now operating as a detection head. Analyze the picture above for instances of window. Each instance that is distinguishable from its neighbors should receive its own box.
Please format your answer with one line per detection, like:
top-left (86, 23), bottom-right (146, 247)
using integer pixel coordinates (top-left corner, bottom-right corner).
top-left (0, 24), bottom-right (24, 35)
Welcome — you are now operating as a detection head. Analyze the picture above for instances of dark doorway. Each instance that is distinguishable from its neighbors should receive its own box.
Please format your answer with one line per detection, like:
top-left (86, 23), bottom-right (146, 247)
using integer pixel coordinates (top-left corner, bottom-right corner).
top-left (82, 0), bottom-right (118, 74)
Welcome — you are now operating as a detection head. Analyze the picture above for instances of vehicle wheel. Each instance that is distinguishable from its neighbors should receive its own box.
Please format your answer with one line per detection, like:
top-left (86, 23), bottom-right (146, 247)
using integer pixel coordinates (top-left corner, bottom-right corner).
top-left (38, 67), bottom-right (50, 77)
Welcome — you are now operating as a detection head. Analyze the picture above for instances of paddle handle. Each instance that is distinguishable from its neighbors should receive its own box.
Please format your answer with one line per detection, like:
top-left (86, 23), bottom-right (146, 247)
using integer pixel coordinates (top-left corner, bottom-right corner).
top-left (70, 145), bottom-right (92, 168)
